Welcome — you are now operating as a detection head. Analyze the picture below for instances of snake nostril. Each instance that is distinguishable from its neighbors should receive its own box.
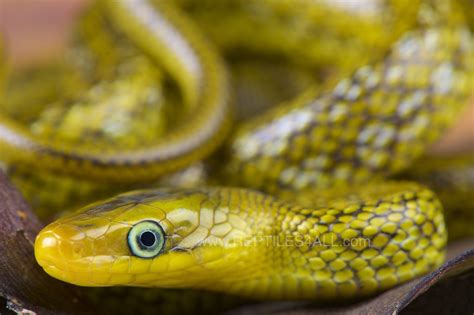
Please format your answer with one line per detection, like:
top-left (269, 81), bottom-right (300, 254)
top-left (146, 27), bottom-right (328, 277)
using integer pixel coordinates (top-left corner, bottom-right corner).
top-left (74, 246), bottom-right (81, 254)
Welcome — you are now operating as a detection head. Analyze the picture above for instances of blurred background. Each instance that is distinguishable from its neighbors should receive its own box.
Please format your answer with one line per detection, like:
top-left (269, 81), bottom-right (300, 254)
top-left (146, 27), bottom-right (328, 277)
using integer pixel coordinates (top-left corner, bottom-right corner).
top-left (2, 0), bottom-right (472, 154)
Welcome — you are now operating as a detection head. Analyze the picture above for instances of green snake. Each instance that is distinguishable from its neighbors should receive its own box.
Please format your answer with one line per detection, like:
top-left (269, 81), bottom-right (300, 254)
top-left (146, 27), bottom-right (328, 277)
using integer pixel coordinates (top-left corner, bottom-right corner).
top-left (35, 182), bottom-right (445, 300)
top-left (0, 0), bottom-right (472, 302)
top-left (0, 0), bottom-right (231, 181)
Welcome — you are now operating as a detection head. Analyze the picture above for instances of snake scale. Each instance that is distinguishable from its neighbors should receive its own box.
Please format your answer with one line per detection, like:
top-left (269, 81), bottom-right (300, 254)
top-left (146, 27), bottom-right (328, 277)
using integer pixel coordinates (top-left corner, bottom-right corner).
top-left (0, 0), bottom-right (472, 303)
top-left (35, 183), bottom-right (445, 300)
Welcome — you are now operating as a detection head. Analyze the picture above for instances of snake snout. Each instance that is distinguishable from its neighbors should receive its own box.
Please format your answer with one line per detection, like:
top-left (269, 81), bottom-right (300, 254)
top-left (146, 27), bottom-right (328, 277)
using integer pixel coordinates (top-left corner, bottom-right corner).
top-left (35, 222), bottom-right (88, 264)
top-left (34, 224), bottom-right (105, 286)
top-left (35, 229), bottom-right (61, 270)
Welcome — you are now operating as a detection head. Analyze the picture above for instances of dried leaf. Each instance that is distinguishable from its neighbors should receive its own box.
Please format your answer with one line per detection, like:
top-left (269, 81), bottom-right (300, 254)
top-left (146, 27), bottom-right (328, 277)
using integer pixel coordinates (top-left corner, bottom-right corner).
top-left (0, 171), bottom-right (93, 314)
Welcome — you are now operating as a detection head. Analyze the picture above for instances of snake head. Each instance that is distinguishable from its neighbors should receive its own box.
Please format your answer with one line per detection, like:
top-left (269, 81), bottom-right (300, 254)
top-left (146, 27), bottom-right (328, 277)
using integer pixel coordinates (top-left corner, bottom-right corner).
top-left (34, 188), bottom-right (247, 287)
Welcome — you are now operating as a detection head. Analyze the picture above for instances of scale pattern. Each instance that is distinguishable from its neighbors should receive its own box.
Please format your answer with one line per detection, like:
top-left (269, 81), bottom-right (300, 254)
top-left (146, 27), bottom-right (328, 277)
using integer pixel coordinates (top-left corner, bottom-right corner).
top-left (223, 25), bottom-right (472, 192)
top-left (35, 184), bottom-right (445, 300)
top-left (0, 0), bottom-right (231, 182)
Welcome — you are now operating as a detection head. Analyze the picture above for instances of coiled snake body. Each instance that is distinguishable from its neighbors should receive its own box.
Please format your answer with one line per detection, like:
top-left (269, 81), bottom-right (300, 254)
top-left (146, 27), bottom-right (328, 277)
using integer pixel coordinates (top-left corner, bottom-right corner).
top-left (0, 0), bottom-right (472, 301)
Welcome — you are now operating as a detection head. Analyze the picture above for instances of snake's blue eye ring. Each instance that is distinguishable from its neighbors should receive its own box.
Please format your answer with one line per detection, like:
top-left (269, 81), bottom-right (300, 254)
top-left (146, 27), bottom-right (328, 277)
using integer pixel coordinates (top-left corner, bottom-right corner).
top-left (127, 220), bottom-right (165, 258)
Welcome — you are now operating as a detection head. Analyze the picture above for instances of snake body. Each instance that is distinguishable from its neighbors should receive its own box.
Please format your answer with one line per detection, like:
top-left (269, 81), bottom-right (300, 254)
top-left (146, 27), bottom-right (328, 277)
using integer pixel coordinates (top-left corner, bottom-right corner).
top-left (399, 154), bottom-right (474, 240)
top-left (0, 0), bottom-right (471, 302)
top-left (220, 12), bottom-right (471, 192)
top-left (0, 0), bottom-right (231, 182)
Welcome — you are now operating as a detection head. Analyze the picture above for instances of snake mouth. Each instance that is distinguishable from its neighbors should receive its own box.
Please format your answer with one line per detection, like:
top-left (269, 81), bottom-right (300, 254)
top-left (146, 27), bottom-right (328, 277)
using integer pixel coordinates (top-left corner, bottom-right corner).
top-left (34, 230), bottom-right (128, 287)
top-left (35, 229), bottom-right (91, 286)
top-left (34, 226), bottom-right (117, 286)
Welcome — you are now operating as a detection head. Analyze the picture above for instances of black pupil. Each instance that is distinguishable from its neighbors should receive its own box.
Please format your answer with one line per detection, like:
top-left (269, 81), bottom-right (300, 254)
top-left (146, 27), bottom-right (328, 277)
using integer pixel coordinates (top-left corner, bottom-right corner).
top-left (140, 231), bottom-right (157, 247)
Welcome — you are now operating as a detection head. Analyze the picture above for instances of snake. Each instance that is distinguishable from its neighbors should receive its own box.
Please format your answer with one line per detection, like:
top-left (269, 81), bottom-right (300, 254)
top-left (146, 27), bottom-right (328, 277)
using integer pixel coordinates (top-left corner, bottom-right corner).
top-left (0, 0), bottom-right (472, 302)
top-left (398, 154), bottom-right (474, 241)
top-left (35, 182), bottom-right (445, 300)
top-left (0, 0), bottom-right (231, 182)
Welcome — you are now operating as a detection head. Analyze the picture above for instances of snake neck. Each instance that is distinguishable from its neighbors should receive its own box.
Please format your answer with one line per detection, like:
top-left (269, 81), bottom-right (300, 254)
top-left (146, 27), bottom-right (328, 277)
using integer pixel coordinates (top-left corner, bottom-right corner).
top-left (148, 185), bottom-right (446, 300)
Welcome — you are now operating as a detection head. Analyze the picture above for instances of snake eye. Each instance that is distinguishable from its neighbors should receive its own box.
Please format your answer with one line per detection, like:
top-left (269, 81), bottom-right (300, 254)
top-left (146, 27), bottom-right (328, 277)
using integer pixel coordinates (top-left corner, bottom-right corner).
top-left (127, 221), bottom-right (165, 258)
